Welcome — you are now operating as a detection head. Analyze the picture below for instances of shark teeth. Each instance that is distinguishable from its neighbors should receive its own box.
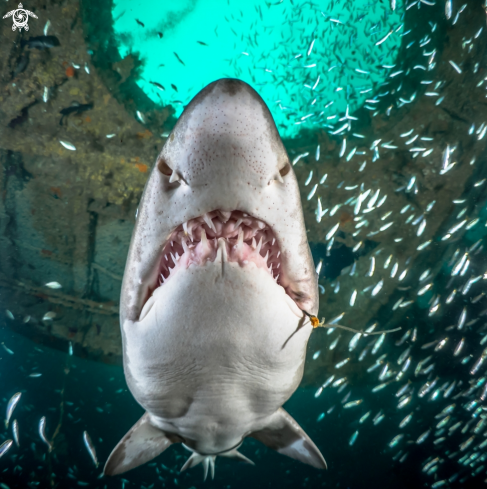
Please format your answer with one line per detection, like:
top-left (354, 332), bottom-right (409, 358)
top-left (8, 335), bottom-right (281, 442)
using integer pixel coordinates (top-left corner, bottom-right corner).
top-left (256, 236), bottom-right (263, 253)
top-left (200, 228), bottom-right (208, 249)
top-left (181, 239), bottom-right (189, 254)
top-left (235, 227), bottom-right (244, 248)
top-left (155, 210), bottom-right (283, 289)
top-left (203, 213), bottom-right (217, 233)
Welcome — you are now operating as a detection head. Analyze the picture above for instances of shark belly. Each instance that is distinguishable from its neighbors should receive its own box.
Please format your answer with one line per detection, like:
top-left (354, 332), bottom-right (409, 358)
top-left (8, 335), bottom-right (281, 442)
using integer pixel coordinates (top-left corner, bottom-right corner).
top-left (124, 248), bottom-right (309, 454)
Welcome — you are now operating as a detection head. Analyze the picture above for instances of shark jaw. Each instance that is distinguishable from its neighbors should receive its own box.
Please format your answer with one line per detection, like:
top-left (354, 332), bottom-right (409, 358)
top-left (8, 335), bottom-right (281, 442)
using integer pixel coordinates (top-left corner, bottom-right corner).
top-left (139, 209), bottom-right (296, 322)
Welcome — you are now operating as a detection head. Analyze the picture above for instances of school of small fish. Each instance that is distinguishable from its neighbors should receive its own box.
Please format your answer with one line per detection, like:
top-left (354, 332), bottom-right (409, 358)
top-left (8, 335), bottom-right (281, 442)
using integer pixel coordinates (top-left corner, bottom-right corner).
top-left (302, 2), bottom-right (487, 486)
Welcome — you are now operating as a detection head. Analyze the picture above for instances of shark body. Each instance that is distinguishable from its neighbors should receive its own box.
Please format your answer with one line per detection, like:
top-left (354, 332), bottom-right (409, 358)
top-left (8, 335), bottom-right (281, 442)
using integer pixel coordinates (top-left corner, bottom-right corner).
top-left (104, 79), bottom-right (326, 479)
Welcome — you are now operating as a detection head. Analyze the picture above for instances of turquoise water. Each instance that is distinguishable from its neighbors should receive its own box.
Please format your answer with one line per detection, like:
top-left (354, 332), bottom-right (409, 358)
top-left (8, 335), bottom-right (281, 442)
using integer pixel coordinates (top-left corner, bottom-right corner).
top-left (111, 0), bottom-right (404, 138)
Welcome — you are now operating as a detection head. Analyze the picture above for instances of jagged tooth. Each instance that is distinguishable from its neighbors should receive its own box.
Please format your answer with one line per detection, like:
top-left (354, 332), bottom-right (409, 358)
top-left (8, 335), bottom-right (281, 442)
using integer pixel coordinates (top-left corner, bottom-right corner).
top-left (170, 240), bottom-right (174, 248)
top-left (251, 237), bottom-right (257, 249)
top-left (216, 238), bottom-right (227, 263)
top-left (276, 262), bottom-right (280, 268)
top-left (275, 273), bottom-right (280, 282)
top-left (170, 252), bottom-right (177, 264)
top-left (175, 252), bottom-right (180, 260)
top-left (183, 221), bottom-right (194, 241)
top-left (272, 237), bottom-right (276, 246)
top-left (164, 254), bottom-right (168, 262)
top-left (203, 213), bottom-right (217, 233)
top-left (264, 250), bottom-right (269, 263)
top-left (276, 251), bottom-right (281, 259)
top-left (201, 228), bottom-right (208, 248)
top-left (237, 227), bottom-right (244, 247)
top-left (269, 263), bottom-right (273, 273)
top-left (235, 218), bottom-right (243, 228)
top-left (160, 273), bottom-right (165, 283)
top-left (182, 239), bottom-right (189, 254)
top-left (256, 236), bottom-right (263, 253)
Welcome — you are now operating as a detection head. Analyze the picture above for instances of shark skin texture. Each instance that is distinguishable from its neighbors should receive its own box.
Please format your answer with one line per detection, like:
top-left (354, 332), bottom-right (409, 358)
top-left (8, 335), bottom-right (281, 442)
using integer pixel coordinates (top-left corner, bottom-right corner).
top-left (104, 78), bottom-right (326, 480)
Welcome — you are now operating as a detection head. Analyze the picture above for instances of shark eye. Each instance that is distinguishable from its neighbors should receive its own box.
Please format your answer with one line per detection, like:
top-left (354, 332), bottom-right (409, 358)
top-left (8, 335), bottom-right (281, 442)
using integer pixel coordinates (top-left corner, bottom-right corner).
top-left (279, 163), bottom-right (290, 178)
top-left (157, 156), bottom-right (173, 176)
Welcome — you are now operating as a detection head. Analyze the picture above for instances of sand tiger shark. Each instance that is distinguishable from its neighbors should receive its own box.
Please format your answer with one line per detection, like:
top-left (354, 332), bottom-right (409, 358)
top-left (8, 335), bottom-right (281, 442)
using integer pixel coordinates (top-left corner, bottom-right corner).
top-left (104, 78), bottom-right (326, 480)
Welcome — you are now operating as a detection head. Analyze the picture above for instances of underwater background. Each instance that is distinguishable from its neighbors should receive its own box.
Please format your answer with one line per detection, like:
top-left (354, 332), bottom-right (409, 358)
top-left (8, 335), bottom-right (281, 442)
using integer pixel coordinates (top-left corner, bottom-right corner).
top-left (1, 0), bottom-right (487, 487)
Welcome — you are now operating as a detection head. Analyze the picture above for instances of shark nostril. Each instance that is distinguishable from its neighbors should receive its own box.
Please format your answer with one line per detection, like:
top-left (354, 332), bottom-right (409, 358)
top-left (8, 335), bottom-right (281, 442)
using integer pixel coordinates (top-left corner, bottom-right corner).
top-left (157, 156), bottom-right (173, 176)
top-left (279, 163), bottom-right (291, 178)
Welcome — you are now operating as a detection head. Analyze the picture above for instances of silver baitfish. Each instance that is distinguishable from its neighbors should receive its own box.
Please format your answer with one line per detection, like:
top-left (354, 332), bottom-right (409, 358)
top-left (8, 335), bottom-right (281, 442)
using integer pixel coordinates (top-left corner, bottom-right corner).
top-left (83, 431), bottom-right (99, 468)
top-left (39, 416), bottom-right (52, 452)
top-left (0, 440), bottom-right (13, 459)
top-left (12, 420), bottom-right (19, 447)
top-left (5, 393), bottom-right (21, 429)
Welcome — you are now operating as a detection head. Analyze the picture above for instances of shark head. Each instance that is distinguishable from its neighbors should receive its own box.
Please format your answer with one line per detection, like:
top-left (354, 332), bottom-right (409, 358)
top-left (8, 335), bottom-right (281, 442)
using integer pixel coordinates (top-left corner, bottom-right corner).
top-left (105, 79), bottom-right (324, 478)
top-left (121, 78), bottom-right (317, 326)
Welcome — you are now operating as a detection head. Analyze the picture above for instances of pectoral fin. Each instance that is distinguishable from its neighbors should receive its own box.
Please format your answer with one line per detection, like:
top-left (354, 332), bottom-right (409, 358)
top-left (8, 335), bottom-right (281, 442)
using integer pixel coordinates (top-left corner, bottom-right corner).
top-left (249, 408), bottom-right (327, 469)
top-left (104, 413), bottom-right (176, 476)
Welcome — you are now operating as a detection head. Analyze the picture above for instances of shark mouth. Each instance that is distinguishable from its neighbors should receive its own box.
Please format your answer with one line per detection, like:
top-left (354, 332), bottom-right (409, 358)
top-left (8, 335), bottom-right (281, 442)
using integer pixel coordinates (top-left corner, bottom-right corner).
top-left (141, 210), bottom-right (285, 316)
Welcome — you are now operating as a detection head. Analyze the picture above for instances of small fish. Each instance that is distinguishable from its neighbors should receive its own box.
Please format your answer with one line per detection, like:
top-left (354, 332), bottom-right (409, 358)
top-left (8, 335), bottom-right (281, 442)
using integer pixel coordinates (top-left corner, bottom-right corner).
top-left (445, 0), bottom-right (452, 19)
top-left (416, 429), bottom-right (431, 444)
top-left (359, 411), bottom-right (371, 423)
top-left (389, 434), bottom-right (403, 448)
top-left (0, 440), bottom-right (13, 459)
top-left (449, 60), bottom-right (462, 74)
top-left (135, 19), bottom-right (144, 27)
top-left (45, 281), bottom-right (62, 289)
top-left (173, 52), bottom-right (185, 66)
top-left (43, 20), bottom-right (51, 36)
top-left (344, 400), bottom-right (362, 409)
top-left (39, 417), bottom-right (52, 452)
top-left (43, 86), bottom-right (49, 103)
top-left (21, 36), bottom-right (60, 50)
top-left (59, 140), bottom-right (76, 151)
top-left (399, 413), bottom-right (413, 428)
top-left (83, 431), bottom-right (99, 467)
top-left (59, 102), bottom-right (93, 125)
top-left (12, 420), bottom-right (19, 447)
top-left (136, 111), bottom-right (146, 124)
top-left (157, 32), bottom-right (163, 38)
top-left (349, 430), bottom-right (359, 446)
top-left (5, 310), bottom-right (14, 320)
top-left (150, 81), bottom-right (165, 91)
top-left (5, 393), bottom-right (21, 428)
top-left (29, 373), bottom-right (42, 378)
top-left (171, 84), bottom-right (178, 92)
top-left (42, 311), bottom-right (56, 321)
top-left (197, 40), bottom-right (208, 46)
